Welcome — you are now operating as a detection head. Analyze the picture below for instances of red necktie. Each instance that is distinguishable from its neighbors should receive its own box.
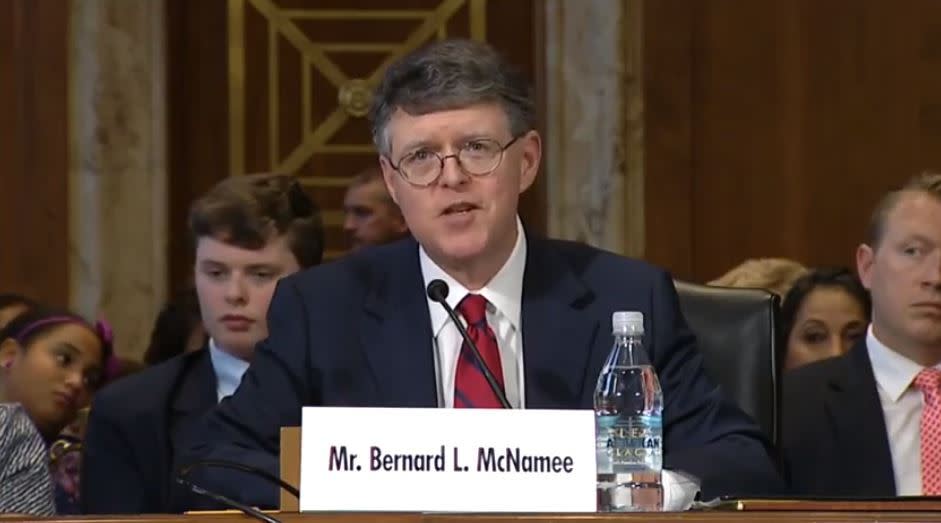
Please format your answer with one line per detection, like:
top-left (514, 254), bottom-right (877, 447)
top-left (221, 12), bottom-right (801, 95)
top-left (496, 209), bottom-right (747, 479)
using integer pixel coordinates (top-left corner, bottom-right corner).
top-left (917, 368), bottom-right (941, 494)
top-left (453, 294), bottom-right (506, 408)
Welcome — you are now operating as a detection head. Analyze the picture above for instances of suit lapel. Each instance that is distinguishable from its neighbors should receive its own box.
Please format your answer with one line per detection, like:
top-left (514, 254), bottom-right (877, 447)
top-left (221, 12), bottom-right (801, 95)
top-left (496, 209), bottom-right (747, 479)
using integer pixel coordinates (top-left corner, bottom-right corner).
top-left (824, 340), bottom-right (896, 495)
top-left (522, 239), bottom-right (600, 409)
top-left (360, 239), bottom-right (438, 407)
top-left (170, 349), bottom-right (219, 418)
top-left (168, 350), bottom-right (218, 462)
top-left (166, 349), bottom-right (218, 510)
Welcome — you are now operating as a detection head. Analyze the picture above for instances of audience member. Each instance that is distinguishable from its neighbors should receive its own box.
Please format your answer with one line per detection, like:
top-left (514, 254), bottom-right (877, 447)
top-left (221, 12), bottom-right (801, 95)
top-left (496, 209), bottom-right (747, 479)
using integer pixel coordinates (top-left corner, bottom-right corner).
top-left (709, 258), bottom-right (808, 298)
top-left (0, 293), bottom-right (38, 330)
top-left (781, 268), bottom-right (871, 370)
top-left (81, 174), bottom-right (324, 514)
top-left (784, 172), bottom-right (941, 496)
top-left (0, 308), bottom-right (112, 513)
top-left (343, 165), bottom-right (409, 250)
top-left (186, 38), bottom-right (784, 508)
top-left (143, 287), bottom-right (205, 366)
top-left (0, 403), bottom-right (57, 516)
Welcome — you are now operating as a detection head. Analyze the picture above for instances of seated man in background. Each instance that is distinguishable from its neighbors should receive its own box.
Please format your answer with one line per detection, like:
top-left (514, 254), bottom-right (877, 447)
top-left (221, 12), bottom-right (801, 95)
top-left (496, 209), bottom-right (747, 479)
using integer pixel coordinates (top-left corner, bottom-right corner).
top-left (187, 38), bottom-right (784, 508)
top-left (343, 165), bottom-right (409, 250)
top-left (81, 174), bottom-right (324, 514)
top-left (785, 172), bottom-right (941, 496)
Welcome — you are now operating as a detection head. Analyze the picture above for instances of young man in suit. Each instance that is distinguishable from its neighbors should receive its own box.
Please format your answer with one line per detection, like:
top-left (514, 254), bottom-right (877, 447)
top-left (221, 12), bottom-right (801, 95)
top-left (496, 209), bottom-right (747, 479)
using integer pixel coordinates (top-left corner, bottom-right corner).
top-left (80, 174), bottom-right (323, 514)
top-left (187, 38), bottom-right (784, 507)
top-left (784, 172), bottom-right (941, 496)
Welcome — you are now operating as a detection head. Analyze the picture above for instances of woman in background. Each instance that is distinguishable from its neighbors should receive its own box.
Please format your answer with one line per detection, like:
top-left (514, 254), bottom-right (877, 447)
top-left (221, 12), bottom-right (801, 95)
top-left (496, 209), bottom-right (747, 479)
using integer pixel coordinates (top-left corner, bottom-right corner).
top-left (0, 308), bottom-right (112, 514)
top-left (143, 286), bottom-right (205, 366)
top-left (0, 293), bottom-right (37, 330)
top-left (0, 403), bottom-right (56, 516)
top-left (709, 258), bottom-right (808, 298)
top-left (781, 267), bottom-right (871, 370)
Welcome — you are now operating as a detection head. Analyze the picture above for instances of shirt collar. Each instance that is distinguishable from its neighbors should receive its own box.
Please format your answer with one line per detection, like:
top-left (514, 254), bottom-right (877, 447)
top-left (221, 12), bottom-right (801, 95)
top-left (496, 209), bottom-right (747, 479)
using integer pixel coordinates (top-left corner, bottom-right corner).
top-left (420, 217), bottom-right (526, 337)
top-left (208, 338), bottom-right (250, 401)
top-left (866, 325), bottom-right (930, 403)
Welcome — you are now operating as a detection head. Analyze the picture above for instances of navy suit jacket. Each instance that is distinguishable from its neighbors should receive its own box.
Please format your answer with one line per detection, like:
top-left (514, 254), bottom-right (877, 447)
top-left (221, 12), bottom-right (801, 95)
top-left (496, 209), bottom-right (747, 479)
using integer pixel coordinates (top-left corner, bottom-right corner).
top-left (82, 349), bottom-right (218, 514)
top-left (187, 236), bottom-right (784, 506)
top-left (782, 340), bottom-right (896, 496)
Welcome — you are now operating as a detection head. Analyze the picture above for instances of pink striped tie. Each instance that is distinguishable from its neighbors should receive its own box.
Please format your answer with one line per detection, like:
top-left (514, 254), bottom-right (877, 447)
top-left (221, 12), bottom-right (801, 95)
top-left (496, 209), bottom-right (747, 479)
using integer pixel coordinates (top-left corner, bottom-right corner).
top-left (915, 368), bottom-right (941, 495)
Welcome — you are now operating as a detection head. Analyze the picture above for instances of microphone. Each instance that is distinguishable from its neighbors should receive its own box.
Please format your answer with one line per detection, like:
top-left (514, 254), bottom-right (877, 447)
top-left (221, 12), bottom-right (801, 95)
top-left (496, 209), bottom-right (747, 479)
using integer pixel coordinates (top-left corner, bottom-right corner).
top-left (175, 459), bottom-right (299, 523)
top-left (426, 279), bottom-right (512, 409)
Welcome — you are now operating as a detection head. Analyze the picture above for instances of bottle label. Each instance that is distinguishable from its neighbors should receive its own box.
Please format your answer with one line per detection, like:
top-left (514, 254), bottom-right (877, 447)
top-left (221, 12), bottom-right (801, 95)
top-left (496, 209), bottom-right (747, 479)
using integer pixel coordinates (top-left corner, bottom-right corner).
top-left (597, 415), bottom-right (662, 471)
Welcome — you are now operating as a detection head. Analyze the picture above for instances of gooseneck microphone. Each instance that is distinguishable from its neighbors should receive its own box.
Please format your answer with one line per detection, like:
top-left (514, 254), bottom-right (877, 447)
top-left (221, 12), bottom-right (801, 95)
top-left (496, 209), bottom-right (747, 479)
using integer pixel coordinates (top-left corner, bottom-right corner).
top-left (426, 279), bottom-right (512, 409)
top-left (175, 459), bottom-right (298, 523)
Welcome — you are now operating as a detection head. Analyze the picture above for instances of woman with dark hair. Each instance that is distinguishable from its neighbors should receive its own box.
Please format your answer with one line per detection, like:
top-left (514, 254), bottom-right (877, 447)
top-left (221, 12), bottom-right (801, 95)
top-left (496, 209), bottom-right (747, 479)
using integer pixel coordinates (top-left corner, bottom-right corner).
top-left (0, 307), bottom-right (113, 513)
top-left (781, 267), bottom-right (872, 370)
top-left (143, 286), bottom-right (205, 366)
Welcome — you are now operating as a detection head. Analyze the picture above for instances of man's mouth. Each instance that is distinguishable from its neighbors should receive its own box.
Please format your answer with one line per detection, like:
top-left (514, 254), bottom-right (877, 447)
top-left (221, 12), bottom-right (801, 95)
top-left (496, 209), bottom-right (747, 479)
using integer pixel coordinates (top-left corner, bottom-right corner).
top-left (442, 202), bottom-right (479, 215)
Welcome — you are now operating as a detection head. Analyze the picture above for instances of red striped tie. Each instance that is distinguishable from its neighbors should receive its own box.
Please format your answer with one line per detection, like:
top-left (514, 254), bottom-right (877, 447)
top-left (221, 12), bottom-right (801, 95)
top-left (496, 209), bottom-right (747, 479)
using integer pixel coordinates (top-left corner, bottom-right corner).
top-left (453, 294), bottom-right (506, 408)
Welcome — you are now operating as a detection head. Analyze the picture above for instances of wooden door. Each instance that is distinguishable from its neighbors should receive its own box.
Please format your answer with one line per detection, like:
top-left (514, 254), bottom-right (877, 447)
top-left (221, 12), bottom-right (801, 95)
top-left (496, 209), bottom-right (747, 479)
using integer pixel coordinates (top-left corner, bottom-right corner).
top-left (645, 0), bottom-right (941, 281)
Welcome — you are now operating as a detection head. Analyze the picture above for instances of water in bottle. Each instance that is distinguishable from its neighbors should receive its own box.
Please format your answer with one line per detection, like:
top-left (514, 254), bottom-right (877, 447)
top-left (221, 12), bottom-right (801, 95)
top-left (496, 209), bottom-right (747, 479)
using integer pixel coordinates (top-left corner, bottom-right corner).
top-left (594, 311), bottom-right (663, 512)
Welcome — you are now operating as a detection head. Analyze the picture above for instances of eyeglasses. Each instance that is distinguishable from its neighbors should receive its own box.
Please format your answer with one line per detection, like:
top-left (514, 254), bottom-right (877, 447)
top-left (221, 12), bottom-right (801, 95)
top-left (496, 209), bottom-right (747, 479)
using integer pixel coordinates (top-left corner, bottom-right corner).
top-left (387, 135), bottom-right (522, 187)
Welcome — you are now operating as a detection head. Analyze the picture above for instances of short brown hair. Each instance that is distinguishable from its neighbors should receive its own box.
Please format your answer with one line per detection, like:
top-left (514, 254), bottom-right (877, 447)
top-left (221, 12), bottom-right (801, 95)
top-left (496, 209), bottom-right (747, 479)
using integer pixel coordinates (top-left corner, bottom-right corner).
top-left (368, 38), bottom-right (534, 156)
top-left (867, 171), bottom-right (941, 249)
top-left (189, 174), bottom-right (324, 267)
top-left (348, 165), bottom-right (395, 206)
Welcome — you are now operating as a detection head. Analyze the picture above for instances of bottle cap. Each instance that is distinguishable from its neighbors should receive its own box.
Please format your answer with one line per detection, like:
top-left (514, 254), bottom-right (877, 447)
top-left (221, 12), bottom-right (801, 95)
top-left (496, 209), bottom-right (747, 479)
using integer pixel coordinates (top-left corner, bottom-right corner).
top-left (612, 311), bottom-right (644, 334)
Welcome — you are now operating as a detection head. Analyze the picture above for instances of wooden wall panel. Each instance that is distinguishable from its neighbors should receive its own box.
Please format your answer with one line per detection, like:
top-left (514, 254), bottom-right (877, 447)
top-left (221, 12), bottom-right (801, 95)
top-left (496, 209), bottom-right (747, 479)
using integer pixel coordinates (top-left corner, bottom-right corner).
top-left (644, 0), bottom-right (941, 282)
top-left (166, 0), bottom-right (230, 291)
top-left (0, 0), bottom-right (69, 305)
top-left (643, 0), bottom-right (693, 280)
top-left (166, 0), bottom-right (545, 293)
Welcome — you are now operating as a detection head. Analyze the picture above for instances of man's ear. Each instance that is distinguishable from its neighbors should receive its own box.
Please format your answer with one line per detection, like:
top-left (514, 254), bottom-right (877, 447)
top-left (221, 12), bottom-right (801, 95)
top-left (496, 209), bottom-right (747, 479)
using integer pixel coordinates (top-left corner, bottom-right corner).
top-left (379, 157), bottom-right (400, 206)
top-left (857, 243), bottom-right (875, 290)
top-left (517, 130), bottom-right (542, 194)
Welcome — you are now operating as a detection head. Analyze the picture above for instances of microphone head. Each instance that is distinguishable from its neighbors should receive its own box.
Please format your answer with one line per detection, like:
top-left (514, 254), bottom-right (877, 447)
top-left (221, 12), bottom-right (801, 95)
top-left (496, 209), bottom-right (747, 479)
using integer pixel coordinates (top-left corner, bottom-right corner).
top-left (426, 279), bottom-right (449, 303)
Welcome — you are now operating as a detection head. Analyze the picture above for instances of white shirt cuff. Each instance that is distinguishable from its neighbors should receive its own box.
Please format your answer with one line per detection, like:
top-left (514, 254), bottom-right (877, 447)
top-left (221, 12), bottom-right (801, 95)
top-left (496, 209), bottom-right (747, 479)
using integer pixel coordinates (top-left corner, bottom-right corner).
top-left (662, 469), bottom-right (701, 511)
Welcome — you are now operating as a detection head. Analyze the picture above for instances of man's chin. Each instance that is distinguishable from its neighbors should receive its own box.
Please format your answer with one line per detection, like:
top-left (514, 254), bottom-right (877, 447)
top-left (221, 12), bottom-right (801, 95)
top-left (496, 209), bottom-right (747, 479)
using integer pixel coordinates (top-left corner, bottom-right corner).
top-left (432, 233), bottom-right (490, 260)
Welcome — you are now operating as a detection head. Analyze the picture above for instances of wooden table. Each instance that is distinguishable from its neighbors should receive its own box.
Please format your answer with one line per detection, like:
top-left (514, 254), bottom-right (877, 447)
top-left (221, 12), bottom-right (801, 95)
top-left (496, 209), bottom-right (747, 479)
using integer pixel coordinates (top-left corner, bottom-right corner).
top-left (25, 510), bottom-right (941, 523)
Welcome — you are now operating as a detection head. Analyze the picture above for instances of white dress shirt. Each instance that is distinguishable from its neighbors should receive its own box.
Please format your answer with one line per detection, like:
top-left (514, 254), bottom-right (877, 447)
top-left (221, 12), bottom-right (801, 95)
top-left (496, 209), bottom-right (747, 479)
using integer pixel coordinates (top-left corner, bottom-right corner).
top-left (418, 217), bottom-right (699, 509)
top-left (208, 339), bottom-right (250, 403)
top-left (421, 217), bottom-right (527, 409)
top-left (867, 325), bottom-right (941, 495)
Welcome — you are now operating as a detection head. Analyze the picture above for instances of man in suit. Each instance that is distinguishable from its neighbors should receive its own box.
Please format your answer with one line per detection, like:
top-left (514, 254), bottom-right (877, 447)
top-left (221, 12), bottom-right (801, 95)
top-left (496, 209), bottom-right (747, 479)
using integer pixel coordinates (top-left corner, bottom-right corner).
top-left (187, 38), bottom-right (784, 507)
top-left (343, 165), bottom-right (409, 250)
top-left (80, 174), bottom-right (324, 514)
top-left (784, 172), bottom-right (941, 496)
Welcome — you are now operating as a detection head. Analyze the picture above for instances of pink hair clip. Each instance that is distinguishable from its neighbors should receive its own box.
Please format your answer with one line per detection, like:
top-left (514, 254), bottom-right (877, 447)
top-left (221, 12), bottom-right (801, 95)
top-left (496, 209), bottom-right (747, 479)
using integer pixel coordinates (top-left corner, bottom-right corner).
top-left (95, 318), bottom-right (114, 346)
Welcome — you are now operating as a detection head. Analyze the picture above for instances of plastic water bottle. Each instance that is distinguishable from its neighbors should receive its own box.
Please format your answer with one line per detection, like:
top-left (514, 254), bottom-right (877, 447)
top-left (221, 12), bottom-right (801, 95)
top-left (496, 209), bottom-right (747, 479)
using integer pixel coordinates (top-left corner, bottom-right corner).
top-left (594, 311), bottom-right (663, 512)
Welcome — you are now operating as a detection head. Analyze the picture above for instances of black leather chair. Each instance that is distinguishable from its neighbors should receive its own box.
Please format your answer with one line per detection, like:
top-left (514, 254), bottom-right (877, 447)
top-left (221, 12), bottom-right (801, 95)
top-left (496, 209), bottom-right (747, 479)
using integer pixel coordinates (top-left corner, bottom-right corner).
top-left (673, 280), bottom-right (782, 448)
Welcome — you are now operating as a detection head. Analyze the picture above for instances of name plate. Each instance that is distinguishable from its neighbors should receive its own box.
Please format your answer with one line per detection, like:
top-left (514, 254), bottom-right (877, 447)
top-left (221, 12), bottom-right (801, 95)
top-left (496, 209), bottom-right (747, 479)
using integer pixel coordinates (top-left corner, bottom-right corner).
top-left (299, 407), bottom-right (596, 513)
